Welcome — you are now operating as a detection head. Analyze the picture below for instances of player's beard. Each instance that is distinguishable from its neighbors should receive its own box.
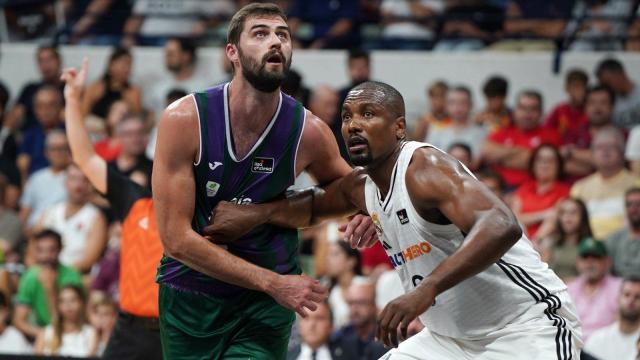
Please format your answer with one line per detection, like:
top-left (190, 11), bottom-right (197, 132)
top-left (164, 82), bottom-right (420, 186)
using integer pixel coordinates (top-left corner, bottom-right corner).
top-left (349, 146), bottom-right (373, 166)
top-left (238, 47), bottom-right (291, 93)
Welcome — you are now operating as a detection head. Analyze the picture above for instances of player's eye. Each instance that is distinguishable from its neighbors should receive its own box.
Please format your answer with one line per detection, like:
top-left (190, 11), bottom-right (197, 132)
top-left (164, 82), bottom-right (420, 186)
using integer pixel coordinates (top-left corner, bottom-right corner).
top-left (363, 111), bottom-right (374, 118)
top-left (277, 32), bottom-right (289, 40)
top-left (255, 31), bottom-right (266, 38)
top-left (342, 114), bottom-right (351, 122)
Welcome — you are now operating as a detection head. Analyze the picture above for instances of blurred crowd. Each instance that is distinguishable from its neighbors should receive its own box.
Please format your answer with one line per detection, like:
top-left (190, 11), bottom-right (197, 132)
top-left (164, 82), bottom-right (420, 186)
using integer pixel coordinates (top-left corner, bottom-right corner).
top-left (3, 0), bottom-right (640, 51)
top-left (0, 15), bottom-right (640, 360)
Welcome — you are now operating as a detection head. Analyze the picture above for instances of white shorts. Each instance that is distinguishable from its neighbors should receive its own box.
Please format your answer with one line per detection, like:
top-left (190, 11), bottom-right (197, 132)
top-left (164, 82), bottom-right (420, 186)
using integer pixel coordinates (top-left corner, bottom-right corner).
top-left (380, 291), bottom-right (583, 360)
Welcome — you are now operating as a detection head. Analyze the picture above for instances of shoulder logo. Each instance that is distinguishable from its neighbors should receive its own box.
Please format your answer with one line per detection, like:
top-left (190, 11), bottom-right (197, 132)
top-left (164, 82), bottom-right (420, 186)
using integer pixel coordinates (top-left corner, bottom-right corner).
top-left (252, 157), bottom-right (274, 173)
top-left (209, 161), bottom-right (223, 171)
top-left (396, 209), bottom-right (409, 225)
top-left (205, 181), bottom-right (220, 197)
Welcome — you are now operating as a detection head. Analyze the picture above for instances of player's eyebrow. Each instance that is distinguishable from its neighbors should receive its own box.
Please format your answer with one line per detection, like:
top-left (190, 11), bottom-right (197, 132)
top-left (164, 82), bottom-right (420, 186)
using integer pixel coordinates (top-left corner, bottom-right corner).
top-left (249, 24), bottom-right (290, 33)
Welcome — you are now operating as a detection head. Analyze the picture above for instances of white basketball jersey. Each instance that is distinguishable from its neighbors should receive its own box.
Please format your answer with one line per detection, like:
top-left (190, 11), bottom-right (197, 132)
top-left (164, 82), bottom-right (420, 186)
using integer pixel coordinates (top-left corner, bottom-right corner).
top-left (364, 141), bottom-right (568, 339)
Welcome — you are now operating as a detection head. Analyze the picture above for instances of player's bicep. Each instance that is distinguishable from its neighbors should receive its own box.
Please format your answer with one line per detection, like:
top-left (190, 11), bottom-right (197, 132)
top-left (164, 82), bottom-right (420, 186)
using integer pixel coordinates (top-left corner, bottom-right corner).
top-left (436, 176), bottom-right (498, 235)
top-left (300, 112), bottom-right (352, 184)
top-left (152, 97), bottom-right (199, 243)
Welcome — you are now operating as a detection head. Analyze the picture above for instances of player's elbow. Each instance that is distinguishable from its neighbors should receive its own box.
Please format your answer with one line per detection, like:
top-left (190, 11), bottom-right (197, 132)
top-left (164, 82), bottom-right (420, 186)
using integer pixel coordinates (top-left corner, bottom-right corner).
top-left (500, 213), bottom-right (523, 246)
top-left (159, 228), bottom-right (188, 260)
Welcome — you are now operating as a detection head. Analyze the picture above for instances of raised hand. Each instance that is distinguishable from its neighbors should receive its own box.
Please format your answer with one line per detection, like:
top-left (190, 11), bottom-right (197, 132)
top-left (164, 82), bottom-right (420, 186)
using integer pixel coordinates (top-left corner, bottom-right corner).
top-left (267, 274), bottom-right (328, 318)
top-left (339, 214), bottom-right (379, 249)
top-left (60, 57), bottom-right (89, 102)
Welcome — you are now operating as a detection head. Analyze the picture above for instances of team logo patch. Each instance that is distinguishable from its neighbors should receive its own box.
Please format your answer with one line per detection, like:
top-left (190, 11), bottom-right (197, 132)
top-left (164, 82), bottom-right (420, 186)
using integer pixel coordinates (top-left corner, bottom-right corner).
top-left (252, 157), bottom-right (274, 173)
top-left (396, 209), bottom-right (409, 224)
top-left (205, 181), bottom-right (220, 197)
top-left (371, 212), bottom-right (384, 237)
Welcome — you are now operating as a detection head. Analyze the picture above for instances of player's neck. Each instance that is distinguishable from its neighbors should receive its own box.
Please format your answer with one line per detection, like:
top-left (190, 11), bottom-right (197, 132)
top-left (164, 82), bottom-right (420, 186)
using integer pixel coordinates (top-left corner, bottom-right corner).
top-left (367, 143), bottom-right (404, 199)
top-left (228, 78), bottom-right (280, 129)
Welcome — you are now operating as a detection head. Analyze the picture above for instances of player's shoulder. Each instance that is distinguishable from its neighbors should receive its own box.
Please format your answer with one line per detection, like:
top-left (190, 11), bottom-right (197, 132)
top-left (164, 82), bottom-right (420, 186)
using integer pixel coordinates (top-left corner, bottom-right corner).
top-left (406, 145), bottom-right (469, 198)
top-left (161, 94), bottom-right (198, 124)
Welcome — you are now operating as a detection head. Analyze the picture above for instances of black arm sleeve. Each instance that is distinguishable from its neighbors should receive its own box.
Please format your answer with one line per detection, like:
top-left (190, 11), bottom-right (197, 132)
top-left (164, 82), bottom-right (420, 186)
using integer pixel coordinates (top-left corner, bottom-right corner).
top-left (105, 166), bottom-right (151, 221)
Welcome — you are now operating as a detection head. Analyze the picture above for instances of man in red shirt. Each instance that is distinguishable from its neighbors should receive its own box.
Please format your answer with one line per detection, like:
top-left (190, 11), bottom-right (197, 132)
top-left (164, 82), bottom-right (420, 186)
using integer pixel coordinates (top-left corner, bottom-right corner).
top-left (482, 90), bottom-right (561, 189)
top-left (545, 69), bottom-right (589, 145)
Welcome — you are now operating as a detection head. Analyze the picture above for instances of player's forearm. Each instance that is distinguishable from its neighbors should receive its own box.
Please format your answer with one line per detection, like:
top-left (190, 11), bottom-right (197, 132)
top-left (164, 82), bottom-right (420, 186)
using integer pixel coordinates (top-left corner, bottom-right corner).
top-left (420, 208), bottom-right (522, 298)
top-left (162, 228), bottom-right (278, 293)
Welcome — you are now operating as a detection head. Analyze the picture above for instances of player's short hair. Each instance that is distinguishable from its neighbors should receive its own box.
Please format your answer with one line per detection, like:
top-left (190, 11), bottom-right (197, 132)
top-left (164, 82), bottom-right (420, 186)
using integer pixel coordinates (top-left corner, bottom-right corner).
top-left (350, 81), bottom-right (405, 119)
top-left (565, 69), bottom-right (588, 86)
top-left (586, 84), bottom-right (615, 106)
top-left (517, 90), bottom-right (543, 111)
top-left (34, 229), bottom-right (63, 250)
top-left (348, 48), bottom-right (370, 65)
top-left (227, 3), bottom-right (287, 46)
top-left (483, 76), bottom-right (508, 98)
top-left (596, 58), bottom-right (625, 77)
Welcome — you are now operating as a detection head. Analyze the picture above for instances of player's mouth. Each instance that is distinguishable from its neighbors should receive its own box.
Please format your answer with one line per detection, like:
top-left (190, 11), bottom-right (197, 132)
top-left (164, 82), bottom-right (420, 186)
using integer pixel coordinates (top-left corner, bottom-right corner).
top-left (265, 52), bottom-right (283, 64)
top-left (348, 136), bottom-right (369, 152)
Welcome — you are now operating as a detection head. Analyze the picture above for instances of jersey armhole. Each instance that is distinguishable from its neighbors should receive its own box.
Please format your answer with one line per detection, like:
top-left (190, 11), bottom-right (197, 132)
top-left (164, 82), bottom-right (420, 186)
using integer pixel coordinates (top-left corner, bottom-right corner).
top-left (191, 93), bottom-right (203, 166)
top-left (292, 108), bottom-right (307, 178)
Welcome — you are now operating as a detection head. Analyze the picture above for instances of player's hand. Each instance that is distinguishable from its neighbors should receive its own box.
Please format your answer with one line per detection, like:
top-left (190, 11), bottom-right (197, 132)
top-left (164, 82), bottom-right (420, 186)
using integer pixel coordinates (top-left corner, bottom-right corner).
top-left (203, 201), bottom-right (268, 243)
top-left (377, 288), bottom-right (433, 348)
top-left (339, 214), bottom-right (379, 249)
top-left (61, 57), bottom-right (88, 102)
top-left (267, 274), bottom-right (328, 318)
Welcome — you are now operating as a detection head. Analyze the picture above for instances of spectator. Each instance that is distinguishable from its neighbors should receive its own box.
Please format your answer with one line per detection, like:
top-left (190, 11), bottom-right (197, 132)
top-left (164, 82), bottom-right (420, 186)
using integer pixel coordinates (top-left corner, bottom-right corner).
top-left (482, 90), bottom-right (561, 189)
top-left (13, 230), bottom-right (83, 339)
top-left (287, 300), bottom-right (336, 360)
top-left (0, 292), bottom-right (31, 355)
top-left (288, 0), bottom-right (360, 49)
top-left (434, 0), bottom-right (504, 51)
top-left (379, 0), bottom-right (444, 49)
top-left (38, 164), bottom-right (108, 273)
top-left (93, 100), bottom-right (129, 162)
top-left (91, 222), bottom-right (120, 301)
top-left (584, 278), bottom-right (640, 360)
top-left (83, 47), bottom-right (142, 120)
top-left (567, 237), bottom-right (622, 340)
top-left (474, 75), bottom-right (512, 133)
top-left (18, 130), bottom-right (70, 231)
top-left (447, 142), bottom-right (474, 170)
top-left (326, 241), bottom-right (366, 329)
top-left (35, 284), bottom-right (98, 357)
top-left (331, 282), bottom-right (387, 359)
top-left (66, 0), bottom-right (133, 45)
top-left (16, 85), bottom-right (65, 180)
top-left (477, 169), bottom-right (506, 200)
top-left (561, 84), bottom-right (617, 179)
top-left (6, 46), bottom-right (64, 132)
top-left (490, 0), bottom-right (574, 51)
top-left (0, 82), bottom-right (20, 209)
top-left (282, 69), bottom-right (311, 107)
top-left (540, 198), bottom-right (593, 280)
top-left (567, 0), bottom-right (633, 51)
top-left (412, 80), bottom-right (449, 141)
top-left (309, 85), bottom-right (346, 161)
top-left (337, 49), bottom-right (371, 105)
top-left (571, 127), bottom-right (640, 239)
top-left (627, 125), bottom-right (640, 177)
top-left (122, 0), bottom-right (235, 46)
top-left (511, 144), bottom-right (570, 239)
top-left (597, 58), bottom-right (640, 129)
top-left (427, 86), bottom-right (487, 168)
top-left (0, 175), bottom-right (22, 251)
top-left (545, 69), bottom-right (589, 145)
top-left (108, 114), bottom-right (153, 187)
top-left (607, 188), bottom-right (640, 278)
top-left (88, 295), bottom-right (117, 356)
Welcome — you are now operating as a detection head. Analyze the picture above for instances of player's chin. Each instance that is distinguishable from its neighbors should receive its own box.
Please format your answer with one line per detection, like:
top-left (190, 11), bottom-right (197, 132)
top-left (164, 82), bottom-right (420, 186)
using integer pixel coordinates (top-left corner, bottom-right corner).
top-left (349, 153), bottom-right (372, 167)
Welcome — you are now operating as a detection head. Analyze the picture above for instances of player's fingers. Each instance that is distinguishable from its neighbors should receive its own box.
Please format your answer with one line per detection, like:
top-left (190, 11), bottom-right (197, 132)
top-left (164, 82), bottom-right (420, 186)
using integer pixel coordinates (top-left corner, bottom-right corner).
top-left (307, 290), bottom-right (325, 303)
top-left (377, 307), bottom-right (392, 344)
top-left (359, 226), bottom-right (377, 249)
top-left (399, 316), bottom-right (411, 342)
top-left (387, 312), bottom-right (403, 347)
top-left (343, 217), bottom-right (362, 245)
top-left (310, 281), bottom-right (327, 296)
top-left (351, 217), bottom-right (370, 242)
top-left (301, 300), bottom-right (317, 312)
top-left (338, 223), bottom-right (347, 232)
top-left (295, 305), bottom-right (308, 318)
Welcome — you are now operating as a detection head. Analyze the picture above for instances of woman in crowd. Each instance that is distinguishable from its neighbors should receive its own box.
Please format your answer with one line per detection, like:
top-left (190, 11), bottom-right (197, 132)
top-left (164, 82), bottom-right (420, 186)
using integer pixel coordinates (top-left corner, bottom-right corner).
top-left (82, 47), bottom-right (142, 120)
top-left (540, 198), bottom-right (594, 280)
top-left (35, 284), bottom-right (98, 357)
top-left (511, 144), bottom-right (570, 239)
top-left (411, 80), bottom-right (449, 141)
top-left (325, 241), bottom-right (366, 329)
top-left (89, 295), bottom-right (117, 356)
top-left (93, 100), bottom-right (129, 161)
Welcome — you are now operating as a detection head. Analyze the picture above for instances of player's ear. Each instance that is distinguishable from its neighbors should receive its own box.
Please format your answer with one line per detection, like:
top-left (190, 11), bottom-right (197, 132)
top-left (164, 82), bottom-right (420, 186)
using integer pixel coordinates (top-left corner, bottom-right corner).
top-left (395, 116), bottom-right (406, 140)
top-left (225, 44), bottom-right (239, 70)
